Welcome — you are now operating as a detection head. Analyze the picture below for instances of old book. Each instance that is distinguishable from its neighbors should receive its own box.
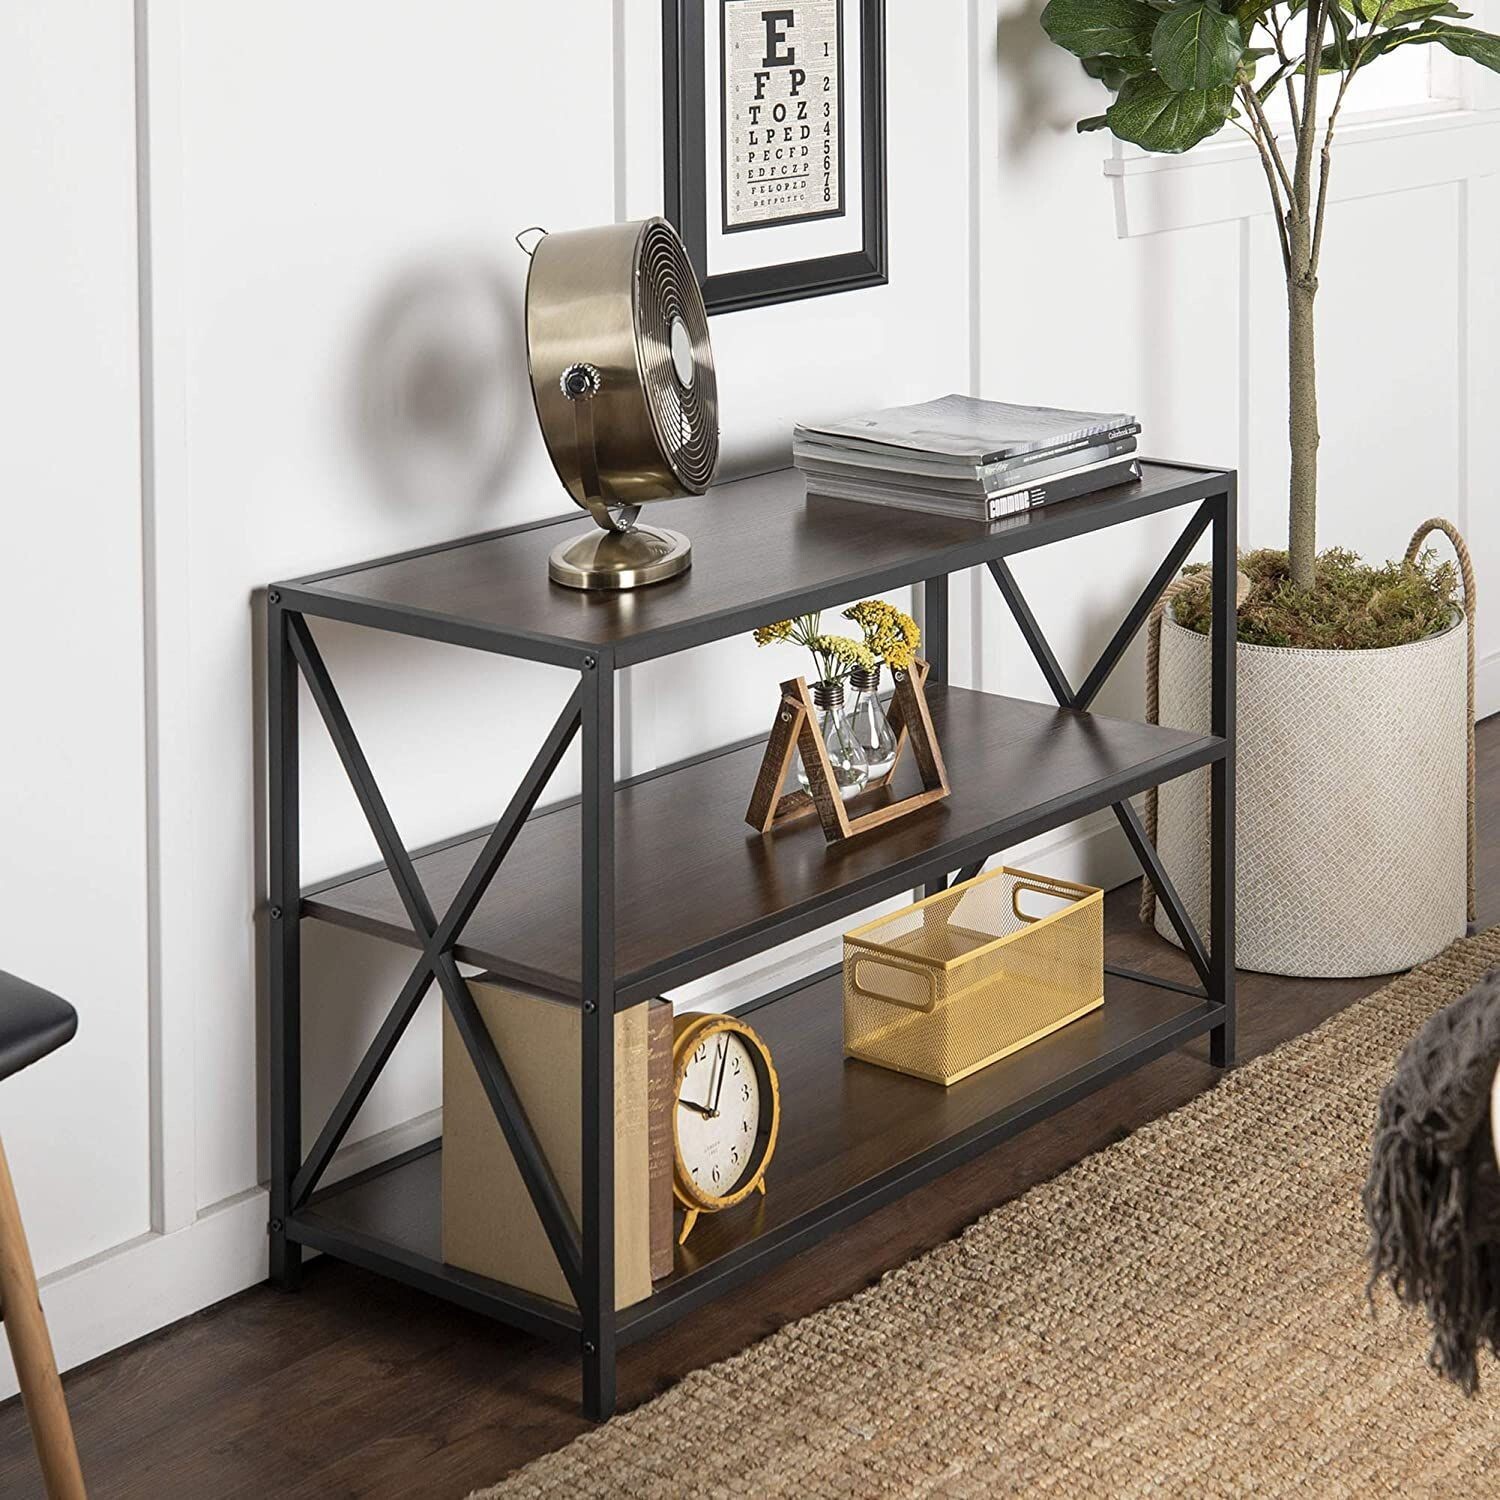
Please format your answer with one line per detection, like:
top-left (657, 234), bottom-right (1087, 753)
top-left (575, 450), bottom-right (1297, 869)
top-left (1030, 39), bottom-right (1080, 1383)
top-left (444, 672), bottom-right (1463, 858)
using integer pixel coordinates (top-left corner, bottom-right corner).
top-left (646, 999), bottom-right (675, 1281)
top-left (795, 394), bottom-right (1138, 466)
top-left (793, 430), bottom-right (1139, 487)
top-left (800, 455), bottom-right (1141, 521)
top-left (441, 976), bottom-right (651, 1310)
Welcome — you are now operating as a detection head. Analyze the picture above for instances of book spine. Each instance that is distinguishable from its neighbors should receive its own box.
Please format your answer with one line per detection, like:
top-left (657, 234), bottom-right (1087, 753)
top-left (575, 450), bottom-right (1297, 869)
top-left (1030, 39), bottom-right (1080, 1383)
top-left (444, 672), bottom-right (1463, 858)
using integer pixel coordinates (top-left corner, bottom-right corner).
top-left (647, 1000), bottom-right (674, 1281)
top-left (616, 1009), bottom-right (652, 1305)
top-left (980, 424), bottom-right (1140, 477)
top-left (987, 458), bottom-right (1142, 519)
top-left (983, 437), bottom-right (1138, 495)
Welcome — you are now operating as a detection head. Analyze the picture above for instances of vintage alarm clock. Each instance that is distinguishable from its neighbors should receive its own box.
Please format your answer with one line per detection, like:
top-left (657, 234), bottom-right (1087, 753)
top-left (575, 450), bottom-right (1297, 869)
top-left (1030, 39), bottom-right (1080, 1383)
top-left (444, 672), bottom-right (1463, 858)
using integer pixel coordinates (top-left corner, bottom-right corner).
top-left (671, 1012), bottom-right (780, 1245)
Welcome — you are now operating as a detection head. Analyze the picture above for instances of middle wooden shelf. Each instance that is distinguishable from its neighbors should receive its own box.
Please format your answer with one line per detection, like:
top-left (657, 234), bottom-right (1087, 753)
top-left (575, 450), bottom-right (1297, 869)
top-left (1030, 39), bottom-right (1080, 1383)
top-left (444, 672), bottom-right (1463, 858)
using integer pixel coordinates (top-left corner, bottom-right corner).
top-left (301, 685), bottom-right (1223, 1007)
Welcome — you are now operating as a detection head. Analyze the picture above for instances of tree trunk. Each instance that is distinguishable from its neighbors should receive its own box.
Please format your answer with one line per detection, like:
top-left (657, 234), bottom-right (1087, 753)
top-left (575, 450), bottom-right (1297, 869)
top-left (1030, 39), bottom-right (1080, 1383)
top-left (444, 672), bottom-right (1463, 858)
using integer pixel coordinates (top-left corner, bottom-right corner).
top-left (1287, 264), bottom-right (1318, 591)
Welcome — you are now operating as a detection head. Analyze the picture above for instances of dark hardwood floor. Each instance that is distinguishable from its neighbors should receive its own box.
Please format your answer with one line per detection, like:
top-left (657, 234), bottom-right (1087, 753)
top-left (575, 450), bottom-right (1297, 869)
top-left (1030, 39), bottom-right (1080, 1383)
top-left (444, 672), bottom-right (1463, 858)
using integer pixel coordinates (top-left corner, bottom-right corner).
top-left (4, 718), bottom-right (1495, 1500)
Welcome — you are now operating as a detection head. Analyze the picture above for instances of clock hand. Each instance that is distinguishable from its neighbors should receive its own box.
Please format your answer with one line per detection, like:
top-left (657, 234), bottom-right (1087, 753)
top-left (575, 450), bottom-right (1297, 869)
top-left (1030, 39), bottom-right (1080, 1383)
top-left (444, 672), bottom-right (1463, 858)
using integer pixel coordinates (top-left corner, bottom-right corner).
top-left (711, 1037), bottom-right (730, 1117)
top-left (677, 1096), bottom-right (715, 1118)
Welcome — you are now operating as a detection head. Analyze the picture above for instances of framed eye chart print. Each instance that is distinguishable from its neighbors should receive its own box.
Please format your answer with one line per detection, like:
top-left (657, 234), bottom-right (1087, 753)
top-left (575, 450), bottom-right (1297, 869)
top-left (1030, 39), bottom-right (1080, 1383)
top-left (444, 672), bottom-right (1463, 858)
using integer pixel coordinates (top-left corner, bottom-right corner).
top-left (663, 0), bottom-right (887, 315)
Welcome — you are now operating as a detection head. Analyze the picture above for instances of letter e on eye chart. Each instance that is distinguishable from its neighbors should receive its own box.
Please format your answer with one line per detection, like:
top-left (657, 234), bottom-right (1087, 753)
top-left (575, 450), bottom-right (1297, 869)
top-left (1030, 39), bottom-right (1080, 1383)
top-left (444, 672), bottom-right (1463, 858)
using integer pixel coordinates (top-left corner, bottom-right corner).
top-left (720, 2), bottom-right (845, 234)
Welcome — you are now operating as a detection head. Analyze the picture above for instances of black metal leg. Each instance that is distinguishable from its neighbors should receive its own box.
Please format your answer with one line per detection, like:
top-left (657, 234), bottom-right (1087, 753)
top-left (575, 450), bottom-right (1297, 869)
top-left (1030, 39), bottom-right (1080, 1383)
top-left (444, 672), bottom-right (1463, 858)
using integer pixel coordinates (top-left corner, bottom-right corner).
top-left (267, 599), bottom-right (302, 1290)
top-left (922, 576), bottom-right (951, 898)
top-left (1209, 484), bottom-right (1237, 1067)
top-left (923, 574), bottom-right (949, 685)
top-left (581, 655), bottom-right (617, 1421)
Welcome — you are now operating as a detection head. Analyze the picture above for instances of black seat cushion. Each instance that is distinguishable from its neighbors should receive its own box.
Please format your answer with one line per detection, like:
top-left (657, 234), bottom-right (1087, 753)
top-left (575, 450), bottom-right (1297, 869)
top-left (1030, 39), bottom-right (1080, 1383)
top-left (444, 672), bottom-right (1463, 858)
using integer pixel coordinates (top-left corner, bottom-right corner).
top-left (0, 971), bottom-right (77, 1083)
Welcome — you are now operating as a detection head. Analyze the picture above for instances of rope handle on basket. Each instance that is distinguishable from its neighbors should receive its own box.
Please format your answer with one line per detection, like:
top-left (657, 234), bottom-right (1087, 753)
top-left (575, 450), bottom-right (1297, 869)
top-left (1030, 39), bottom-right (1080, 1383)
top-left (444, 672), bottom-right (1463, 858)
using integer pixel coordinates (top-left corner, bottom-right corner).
top-left (1139, 573), bottom-right (1214, 929)
top-left (1139, 523), bottom-right (1478, 931)
top-left (1404, 518), bottom-right (1477, 928)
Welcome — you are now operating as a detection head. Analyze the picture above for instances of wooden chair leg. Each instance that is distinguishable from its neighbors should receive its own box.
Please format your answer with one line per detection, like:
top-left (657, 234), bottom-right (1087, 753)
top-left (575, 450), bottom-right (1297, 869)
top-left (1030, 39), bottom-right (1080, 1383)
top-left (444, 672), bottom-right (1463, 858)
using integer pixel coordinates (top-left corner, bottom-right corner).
top-left (0, 1135), bottom-right (86, 1500)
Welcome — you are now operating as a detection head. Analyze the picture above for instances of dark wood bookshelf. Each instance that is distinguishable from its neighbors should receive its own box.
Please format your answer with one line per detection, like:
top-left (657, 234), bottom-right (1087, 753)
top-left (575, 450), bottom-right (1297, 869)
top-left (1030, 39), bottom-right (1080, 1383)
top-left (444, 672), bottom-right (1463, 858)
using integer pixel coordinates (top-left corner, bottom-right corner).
top-left (267, 458), bottom-right (1238, 1421)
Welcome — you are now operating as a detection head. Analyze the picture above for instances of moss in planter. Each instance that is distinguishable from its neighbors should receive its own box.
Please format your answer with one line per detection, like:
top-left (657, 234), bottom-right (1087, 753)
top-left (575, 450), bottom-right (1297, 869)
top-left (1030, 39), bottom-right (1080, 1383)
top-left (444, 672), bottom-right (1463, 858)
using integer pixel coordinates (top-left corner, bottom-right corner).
top-left (1174, 547), bottom-right (1459, 650)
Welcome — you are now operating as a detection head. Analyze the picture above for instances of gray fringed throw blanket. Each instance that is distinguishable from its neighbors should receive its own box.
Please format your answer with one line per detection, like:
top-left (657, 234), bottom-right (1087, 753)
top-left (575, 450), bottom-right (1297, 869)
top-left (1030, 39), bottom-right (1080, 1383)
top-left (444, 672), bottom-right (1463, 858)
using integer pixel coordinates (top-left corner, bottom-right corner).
top-left (1365, 968), bottom-right (1500, 1391)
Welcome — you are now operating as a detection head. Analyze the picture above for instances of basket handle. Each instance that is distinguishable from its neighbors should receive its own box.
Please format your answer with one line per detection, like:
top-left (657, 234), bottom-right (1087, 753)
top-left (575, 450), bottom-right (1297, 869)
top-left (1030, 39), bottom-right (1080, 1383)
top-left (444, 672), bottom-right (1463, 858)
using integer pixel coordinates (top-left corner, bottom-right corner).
top-left (1011, 876), bottom-right (1078, 925)
top-left (849, 953), bottom-right (939, 1013)
top-left (1405, 519), bottom-right (1476, 929)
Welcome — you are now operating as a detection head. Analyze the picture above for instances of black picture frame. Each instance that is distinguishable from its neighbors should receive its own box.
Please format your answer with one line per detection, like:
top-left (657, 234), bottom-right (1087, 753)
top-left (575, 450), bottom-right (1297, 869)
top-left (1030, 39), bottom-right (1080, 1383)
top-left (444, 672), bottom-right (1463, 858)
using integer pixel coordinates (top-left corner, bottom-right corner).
top-left (663, 0), bottom-right (887, 316)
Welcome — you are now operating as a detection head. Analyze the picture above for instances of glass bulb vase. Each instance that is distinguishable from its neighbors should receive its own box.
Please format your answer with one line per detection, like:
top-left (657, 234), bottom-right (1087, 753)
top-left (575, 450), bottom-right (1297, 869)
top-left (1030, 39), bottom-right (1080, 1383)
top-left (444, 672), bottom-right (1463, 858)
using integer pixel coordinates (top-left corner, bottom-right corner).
top-left (796, 679), bottom-right (869, 801)
top-left (845, 664), bottom-right (899, 782)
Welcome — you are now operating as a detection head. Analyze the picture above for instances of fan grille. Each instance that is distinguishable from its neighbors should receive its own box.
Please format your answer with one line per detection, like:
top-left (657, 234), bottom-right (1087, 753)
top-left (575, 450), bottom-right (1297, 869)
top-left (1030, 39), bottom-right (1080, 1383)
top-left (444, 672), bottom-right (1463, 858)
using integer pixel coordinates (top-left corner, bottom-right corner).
top-left (636, 220), bottom-right (719, 492)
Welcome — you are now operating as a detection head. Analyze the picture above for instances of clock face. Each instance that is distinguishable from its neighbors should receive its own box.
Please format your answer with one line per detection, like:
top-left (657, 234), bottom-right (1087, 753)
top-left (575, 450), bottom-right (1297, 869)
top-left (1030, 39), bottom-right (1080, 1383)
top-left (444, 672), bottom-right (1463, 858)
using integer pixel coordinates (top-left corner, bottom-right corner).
top-left (676, 1029), bottom-right (763, 1200)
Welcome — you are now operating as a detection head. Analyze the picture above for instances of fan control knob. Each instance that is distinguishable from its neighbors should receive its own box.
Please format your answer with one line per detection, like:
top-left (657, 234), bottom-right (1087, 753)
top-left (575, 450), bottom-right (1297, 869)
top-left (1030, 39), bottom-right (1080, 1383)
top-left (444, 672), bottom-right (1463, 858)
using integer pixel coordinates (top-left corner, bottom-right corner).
top-left (560, 362), bottom-right (602, 401)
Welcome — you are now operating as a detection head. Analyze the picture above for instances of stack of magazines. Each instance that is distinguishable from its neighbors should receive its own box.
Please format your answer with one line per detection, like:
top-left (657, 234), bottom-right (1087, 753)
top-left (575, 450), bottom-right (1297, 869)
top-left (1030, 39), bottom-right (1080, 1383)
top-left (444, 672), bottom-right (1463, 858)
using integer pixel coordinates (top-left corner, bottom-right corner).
top-left (794, 395), bottom-right (1142, 520)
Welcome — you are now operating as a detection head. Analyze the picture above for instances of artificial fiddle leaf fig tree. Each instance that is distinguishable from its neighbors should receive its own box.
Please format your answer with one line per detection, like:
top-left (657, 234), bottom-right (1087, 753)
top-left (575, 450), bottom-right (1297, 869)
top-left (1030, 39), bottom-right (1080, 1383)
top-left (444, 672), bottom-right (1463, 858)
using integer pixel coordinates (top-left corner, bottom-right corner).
top-left (1042, 0), bottom-right (1500, 589)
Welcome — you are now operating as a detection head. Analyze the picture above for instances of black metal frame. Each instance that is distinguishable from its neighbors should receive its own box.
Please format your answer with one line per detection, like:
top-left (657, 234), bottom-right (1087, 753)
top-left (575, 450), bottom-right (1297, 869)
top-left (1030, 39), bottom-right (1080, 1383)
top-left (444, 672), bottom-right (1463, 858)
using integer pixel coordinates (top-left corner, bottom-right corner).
top-left (662, 0), bottom-right (888, 314)
top-left (983, 491), bottom-right (1235, 1064)
top-left (265, 466), bottom-right (1236, 1422)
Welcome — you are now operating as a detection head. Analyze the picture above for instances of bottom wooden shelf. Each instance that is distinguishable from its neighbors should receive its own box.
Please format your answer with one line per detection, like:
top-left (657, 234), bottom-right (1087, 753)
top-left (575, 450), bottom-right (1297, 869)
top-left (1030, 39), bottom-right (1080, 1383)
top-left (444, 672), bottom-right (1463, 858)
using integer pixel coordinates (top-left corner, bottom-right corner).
top-left (290, 965), bottom-right (1222, 1345)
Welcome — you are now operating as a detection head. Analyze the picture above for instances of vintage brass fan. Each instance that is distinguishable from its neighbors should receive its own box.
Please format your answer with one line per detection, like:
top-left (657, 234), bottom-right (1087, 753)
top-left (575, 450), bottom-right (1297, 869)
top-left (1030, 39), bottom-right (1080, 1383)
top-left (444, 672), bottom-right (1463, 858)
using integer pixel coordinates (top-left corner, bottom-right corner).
top-left (522, 218), bottom-right (719, 590)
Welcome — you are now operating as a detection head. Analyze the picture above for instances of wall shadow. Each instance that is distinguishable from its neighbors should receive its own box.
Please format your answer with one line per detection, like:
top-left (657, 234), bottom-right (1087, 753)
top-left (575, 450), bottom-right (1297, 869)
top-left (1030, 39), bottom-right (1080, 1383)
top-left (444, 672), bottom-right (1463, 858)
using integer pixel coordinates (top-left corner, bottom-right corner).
top-left (350, 259), bottom-right (526, 521)
top-left (995, 0), bottom-right (1089, 164)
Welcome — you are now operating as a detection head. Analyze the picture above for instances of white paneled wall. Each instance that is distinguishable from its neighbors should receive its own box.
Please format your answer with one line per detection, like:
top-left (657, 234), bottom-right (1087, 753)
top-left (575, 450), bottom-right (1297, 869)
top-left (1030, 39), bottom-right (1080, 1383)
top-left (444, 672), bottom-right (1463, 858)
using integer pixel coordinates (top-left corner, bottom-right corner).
top-left (1463, 172), bottom-right (1500, 693)
top-left (0, 5), bottom-right (150, 1273)
top-left (2, 0), bottom-right (1497, 1390)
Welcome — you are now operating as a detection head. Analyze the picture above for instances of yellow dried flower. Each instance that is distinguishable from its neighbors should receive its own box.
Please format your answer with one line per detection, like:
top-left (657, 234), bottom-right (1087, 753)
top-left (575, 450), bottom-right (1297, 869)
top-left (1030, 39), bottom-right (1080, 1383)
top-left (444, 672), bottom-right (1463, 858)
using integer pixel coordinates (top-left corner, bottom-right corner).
top-left (752, 620), bottom-right (796, 647)
top-left (843, 599), bottom-right (921, 671)
top-left (813, 634), bottom-right (876, 674)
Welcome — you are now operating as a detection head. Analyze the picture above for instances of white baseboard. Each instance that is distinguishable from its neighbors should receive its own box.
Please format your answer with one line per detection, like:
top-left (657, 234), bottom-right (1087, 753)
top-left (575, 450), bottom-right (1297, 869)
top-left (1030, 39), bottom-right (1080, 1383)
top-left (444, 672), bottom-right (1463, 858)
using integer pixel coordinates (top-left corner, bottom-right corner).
top-left (0, 1108), bottom-right (442, 1399)
top-left (1478, 650), bottom-right (1500, 721)
top-left (0, 1189), bottom-right (269, 1401)
top-left (11, 818), bottom-right (1134, 1397)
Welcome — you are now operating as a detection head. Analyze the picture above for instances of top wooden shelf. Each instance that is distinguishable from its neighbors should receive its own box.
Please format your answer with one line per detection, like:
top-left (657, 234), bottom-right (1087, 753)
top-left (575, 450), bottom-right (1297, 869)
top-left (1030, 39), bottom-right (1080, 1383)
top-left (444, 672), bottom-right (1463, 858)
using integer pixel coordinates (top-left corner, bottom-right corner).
top-left (276, 460), bottom-right (1232, 667)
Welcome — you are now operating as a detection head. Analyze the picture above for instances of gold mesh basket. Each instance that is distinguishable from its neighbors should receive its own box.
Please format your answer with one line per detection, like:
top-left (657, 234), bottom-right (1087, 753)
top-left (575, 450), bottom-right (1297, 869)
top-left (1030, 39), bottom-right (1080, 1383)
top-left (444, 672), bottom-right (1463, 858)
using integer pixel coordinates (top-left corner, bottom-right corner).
top-left (843, 867), bottom-right (1104, 1086)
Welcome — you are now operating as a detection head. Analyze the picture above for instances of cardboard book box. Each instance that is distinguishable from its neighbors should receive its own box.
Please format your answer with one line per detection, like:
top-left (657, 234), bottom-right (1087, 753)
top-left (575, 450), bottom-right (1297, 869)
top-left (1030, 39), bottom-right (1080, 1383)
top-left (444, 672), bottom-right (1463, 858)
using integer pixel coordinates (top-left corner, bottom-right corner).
top-left (441, 977), bottom-right (672, 1309)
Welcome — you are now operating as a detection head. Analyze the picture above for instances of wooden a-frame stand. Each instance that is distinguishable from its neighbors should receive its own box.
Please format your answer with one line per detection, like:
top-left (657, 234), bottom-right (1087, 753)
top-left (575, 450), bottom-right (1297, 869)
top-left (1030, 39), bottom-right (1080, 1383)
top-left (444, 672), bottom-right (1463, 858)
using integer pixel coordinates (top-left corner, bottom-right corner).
top-left (745, 658), bottom-right (950, 844)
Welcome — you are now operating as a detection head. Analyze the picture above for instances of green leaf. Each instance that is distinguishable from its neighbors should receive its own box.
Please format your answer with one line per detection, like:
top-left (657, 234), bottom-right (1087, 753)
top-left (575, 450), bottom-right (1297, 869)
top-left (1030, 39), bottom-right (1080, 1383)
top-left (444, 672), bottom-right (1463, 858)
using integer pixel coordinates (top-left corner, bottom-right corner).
top-left (1356, 0), bottom-right (1455, 22)
top-left (1255, 56), bottom-right (1299, 97)
top-left (1083, 51), bottom-right (1155, 86)
top-left (1152, 2), bottom-right (1246, 88)
top-left (1374, 2), bottom-right (1471, 23)
top-left (1077, 114), bottom-right (1113, 131)
top-left (1326, 1), bottom-right (1355, 65)
top-left (1358, 18), bottom-right (1500, 65)
top-left (1105, 72), bottom-right (1236, 151)
top-left (1042, 0), bottom-right (1159, 59)
top-left (1422, 19), bottom-right (1500, 66)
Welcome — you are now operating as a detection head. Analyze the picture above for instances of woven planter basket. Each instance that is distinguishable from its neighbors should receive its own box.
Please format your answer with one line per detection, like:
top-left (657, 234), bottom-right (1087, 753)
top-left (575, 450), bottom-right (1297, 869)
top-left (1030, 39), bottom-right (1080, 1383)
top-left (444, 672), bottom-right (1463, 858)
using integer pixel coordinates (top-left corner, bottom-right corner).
top-left (1144, 520), bottom-right (1475, 980)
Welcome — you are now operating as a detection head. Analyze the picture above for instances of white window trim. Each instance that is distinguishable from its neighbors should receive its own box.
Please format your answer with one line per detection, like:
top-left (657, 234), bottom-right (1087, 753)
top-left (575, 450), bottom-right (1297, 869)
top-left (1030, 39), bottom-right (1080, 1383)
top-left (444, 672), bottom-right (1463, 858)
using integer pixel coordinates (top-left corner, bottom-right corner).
top-left (1105, 7), bottom-right (1500, 238)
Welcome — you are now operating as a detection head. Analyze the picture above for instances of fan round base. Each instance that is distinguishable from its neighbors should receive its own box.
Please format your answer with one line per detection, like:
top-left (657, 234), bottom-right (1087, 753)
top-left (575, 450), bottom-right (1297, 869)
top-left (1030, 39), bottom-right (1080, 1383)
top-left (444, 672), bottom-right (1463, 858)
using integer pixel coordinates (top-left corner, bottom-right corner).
top-left (547, 525), bottom-right (692, 591)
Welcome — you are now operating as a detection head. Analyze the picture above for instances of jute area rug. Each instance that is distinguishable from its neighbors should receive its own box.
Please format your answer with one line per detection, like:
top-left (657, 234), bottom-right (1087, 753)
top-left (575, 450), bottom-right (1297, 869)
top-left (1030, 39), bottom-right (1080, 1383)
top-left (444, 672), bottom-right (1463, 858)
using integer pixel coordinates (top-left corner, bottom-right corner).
top-left (476, 930), bottom-right (1500, 1499)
